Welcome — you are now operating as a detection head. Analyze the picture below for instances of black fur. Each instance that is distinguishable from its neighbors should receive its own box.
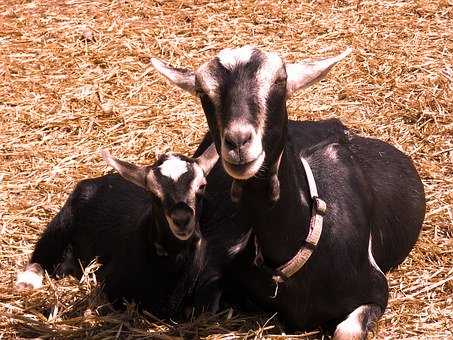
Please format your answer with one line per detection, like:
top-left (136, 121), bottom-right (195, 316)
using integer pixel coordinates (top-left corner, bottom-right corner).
top-left (192, 48), bottom-right (426, 333)
top-left (26, 158), bottom-right (251, 318)
top-left (30, 174), bottom-right (204, 317)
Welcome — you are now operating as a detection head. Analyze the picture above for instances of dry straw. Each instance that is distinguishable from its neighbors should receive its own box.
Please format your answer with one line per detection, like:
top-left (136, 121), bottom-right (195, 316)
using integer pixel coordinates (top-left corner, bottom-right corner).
top-left (1, 0), bottom-right (451, 338)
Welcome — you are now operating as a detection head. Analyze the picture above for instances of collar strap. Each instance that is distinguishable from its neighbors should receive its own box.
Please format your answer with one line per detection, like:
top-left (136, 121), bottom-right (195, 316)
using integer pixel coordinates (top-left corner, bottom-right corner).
top-left (271, 156), bottom-right (326, 283)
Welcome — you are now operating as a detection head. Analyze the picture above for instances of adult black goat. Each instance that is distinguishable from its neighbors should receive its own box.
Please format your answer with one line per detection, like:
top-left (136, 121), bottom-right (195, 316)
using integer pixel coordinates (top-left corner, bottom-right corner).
top-left (16, 145), bottom-right (228, 317)
top-left (151, 46), bottom-right (425, 338)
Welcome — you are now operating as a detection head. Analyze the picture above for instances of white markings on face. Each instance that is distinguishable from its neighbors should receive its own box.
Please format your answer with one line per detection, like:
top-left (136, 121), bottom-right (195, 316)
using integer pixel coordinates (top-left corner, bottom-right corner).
top-left (255, 52), bottom-right (285, 135)
top-left (16, 264), bottom-right (44, 290)
top-left (189, 163), bottom-right (207, 199)
top-left (158, 156), bottom-right (188, 181)
top-left (161, 161), bottom-right (206, 241)
top-left (334, 305), bottom-right (367, 339)
top-left (368, 234), bottom-right (384, 275)
top-left (195, 47), bottom-right (286, 180)
top-left (196, 61), bottom-right (220, 104)
top-left (218, 45), bottom-right (254, 70)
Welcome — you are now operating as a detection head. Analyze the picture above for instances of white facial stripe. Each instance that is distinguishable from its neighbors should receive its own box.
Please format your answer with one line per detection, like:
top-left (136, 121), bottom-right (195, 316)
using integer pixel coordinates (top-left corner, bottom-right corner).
top-left (187, 164), bottom-right (206, 201)
top-left (196, 62), bottom-right (221, 106)
top-left (255, 52), bottom-right (284, 135)
top-left (158, 156), bottom-right (188, 181)
top-left (368, 234), bottom-right (384, 275)
top-left (218, 46), bottom-right (254, 70)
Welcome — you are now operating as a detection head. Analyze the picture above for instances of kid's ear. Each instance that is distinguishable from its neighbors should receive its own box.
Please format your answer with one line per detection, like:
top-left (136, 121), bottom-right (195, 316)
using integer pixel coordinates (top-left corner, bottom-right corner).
top-left (101, 149), bottom-right (155, 190)
top-left (196, 143), bottom-right (219, 175)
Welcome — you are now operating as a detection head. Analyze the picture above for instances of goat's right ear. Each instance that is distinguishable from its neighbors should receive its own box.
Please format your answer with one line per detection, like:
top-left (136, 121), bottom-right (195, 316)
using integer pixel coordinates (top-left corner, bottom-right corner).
top-left (150, 58), bottom-right (196, 94)
top-left (101, 150), bottom-right (152, 190)
top-left (286, 47), bottom-right (352, 96)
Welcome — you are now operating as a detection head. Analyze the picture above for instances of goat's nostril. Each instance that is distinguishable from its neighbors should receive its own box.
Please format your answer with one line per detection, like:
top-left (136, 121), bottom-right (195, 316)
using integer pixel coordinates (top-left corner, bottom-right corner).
top-left (242, 131), bottom-right (252, 146)
top-left (170, 205), bottom-right (193, 229)
top-left (224, 130), bottom-right (253, 150)
top-left (173, 215), bottom-right (190, 228)
top-left (224, 133), bottom-right (237, 150)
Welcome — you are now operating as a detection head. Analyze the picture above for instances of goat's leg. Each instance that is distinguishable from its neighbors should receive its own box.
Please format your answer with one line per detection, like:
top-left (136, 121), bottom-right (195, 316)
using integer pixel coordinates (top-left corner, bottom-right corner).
top-left (192, 275), bottom-right (223, 314)
top-left (16, 263), bottom-right (44, 290)
top-left (16, 197), bottom-right (76, 290)
top-left (333, 304), bottom-right (384, 340)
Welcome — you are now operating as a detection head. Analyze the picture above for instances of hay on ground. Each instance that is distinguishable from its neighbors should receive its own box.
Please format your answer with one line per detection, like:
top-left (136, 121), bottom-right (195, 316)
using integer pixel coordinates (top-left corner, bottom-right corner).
top-left (0, 0), bottom-right (451, 338)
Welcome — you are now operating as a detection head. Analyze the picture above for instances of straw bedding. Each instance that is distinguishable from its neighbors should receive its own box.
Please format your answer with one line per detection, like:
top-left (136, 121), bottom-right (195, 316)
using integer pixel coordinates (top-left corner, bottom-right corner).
top-left (1, 0), bottom-right (451, 338)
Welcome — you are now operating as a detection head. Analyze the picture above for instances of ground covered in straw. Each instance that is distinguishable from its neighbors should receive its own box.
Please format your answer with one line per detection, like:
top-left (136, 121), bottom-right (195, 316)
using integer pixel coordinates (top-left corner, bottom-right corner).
top-left (1, 0), bottom-right (451, 338)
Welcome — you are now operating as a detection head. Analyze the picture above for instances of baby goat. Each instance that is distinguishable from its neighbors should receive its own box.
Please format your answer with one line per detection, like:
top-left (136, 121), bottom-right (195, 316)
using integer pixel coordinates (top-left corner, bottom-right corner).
top-left (16, 145), bottom-right (218, 317)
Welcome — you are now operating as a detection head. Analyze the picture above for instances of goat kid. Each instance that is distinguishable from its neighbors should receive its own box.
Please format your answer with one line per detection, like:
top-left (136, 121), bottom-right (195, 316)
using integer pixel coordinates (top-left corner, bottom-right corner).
top-left (16, 145), bottom-right (220, 317)
top-left (151, 46), bottom-right (425, 338)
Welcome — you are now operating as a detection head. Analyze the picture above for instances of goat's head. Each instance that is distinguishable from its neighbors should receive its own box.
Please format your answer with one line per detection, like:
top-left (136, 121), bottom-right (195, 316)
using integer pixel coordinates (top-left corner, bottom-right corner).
top-left (101, 144), bottom-right (218, 241)
top-left (151, 46), bottom-right (351, 181)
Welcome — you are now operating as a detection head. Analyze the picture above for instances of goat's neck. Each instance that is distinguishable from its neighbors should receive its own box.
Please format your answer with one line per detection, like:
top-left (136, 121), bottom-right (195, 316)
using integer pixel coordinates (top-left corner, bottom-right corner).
top-left (240, 146), bottom-right (312, 267)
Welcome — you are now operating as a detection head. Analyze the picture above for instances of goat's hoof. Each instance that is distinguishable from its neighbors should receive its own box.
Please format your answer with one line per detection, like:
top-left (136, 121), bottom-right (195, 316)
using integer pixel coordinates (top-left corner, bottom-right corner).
top-left (333, 321), bottom-right (367, 340)
top-left (16, 263), bottom-right (44, 290)
top-left (16, 281), bottom-right (34, 291)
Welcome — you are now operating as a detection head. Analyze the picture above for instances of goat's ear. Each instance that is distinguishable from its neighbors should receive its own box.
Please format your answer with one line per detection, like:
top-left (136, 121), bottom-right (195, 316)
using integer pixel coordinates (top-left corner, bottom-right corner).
top-left (150, 58), bottom-right (196, 94)
top-left (196, 143), bottom-right (219, 175)
top-left (101, 149), bottom-right (151, 190)
top-left (286, 47), bottom-right (352, 96)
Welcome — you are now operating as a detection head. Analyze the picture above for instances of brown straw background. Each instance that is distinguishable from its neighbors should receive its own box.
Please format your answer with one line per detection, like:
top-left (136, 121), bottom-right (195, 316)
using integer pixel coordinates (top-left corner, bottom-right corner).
top-left (1, 0), bottom-right (451, 338)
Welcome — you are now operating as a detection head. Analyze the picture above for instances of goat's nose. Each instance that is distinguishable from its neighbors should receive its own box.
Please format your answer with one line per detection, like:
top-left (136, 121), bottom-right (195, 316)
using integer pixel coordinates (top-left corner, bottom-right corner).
top-left (224, 129), bottom-right (253, 151)
top-left (170, 204), bottom-right (193, 228)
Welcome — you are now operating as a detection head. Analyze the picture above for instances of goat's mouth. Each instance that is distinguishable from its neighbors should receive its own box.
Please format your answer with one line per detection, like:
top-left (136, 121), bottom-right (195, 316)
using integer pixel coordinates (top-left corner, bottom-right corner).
top-left (172, 229), bottom-right (194, 241)
top-left (166, 217), bottom-right (196, 241)
top-left (222, 151), bottom-right (265, 180)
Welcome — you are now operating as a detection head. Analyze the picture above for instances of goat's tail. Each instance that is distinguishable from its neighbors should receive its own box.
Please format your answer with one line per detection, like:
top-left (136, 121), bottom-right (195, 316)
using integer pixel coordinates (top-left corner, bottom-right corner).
top-left (17, 189), bottom-right (78, 290)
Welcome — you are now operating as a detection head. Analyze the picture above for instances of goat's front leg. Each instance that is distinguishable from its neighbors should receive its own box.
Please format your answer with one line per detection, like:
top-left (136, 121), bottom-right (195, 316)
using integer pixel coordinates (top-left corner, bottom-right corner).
top-left (16, 263), bottom-right (44, 290)
top-left (333, 304), bottom-right (384, 340)
top-left (192, 274), bottom-right (222, 315)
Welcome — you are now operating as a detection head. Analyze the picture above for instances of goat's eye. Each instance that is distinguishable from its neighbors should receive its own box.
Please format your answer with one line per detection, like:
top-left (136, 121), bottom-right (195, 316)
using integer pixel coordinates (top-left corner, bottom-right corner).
top-left (195, 88), bottom-right (206, 97)
top-left (274, 77), bottom-right (286, 86)
top-left (199, 184), bottom-right (206, 192)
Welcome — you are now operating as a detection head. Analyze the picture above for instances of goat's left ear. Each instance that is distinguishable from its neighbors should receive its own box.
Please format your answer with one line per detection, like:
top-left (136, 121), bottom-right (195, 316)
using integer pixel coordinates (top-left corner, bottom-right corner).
top-left (101, 150), bottom-right (153, 190)
top-left (286, 47), bottom-right (352, 96)
top-left (196, 144), bottom-right (219, 175)
top-left (150, 58), bottom-right (196, 94)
